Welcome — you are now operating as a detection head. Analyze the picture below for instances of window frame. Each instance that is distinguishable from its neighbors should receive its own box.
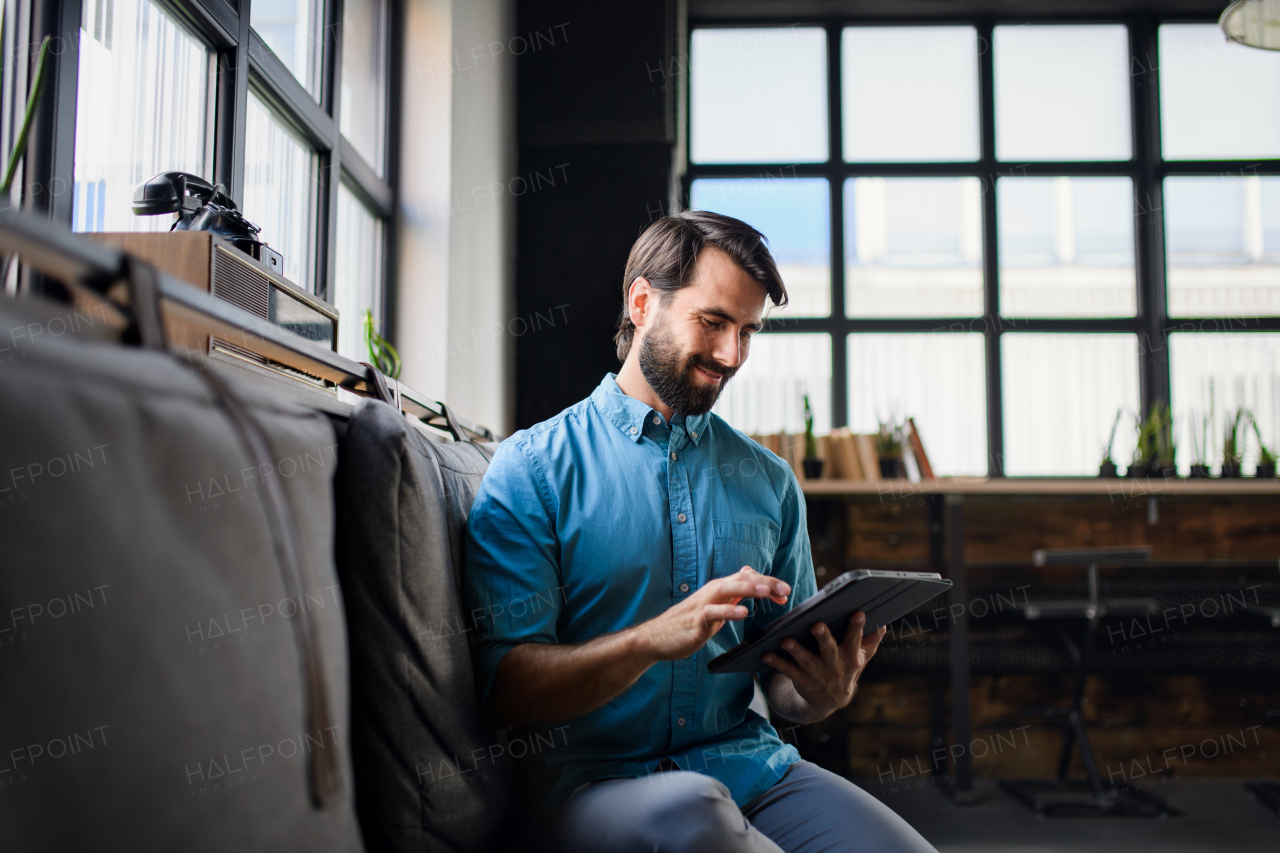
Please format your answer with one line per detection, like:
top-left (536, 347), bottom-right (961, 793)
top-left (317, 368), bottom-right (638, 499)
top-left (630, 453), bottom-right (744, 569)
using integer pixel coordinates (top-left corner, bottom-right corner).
top-left (683, 13), bottom-right (1280, 476)
top-left (24, 0), bottom-right (398, 325)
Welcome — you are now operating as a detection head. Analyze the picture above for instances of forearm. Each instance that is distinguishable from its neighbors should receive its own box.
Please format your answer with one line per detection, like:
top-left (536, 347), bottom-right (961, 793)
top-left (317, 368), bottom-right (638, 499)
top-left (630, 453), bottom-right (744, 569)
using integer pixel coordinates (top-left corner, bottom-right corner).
top-left (764, 672), bottom-right (841, 725)
top-left (484, 628), bottom-right (657, 729)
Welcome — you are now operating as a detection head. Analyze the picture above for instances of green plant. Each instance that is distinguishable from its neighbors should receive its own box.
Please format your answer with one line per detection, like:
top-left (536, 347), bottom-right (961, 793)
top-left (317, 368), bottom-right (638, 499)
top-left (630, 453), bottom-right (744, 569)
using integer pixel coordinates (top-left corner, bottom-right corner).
top-left (1251, 413), bottom-right (1277, 466)
top-left (1101, 409), bottom-right (1123, 465)
top-left (1222, 408), bottom-right (1246, 467)
top-left (802, 394), bottom-right (817, 459)
top-left (874, 419), bottom-right (904, 458)
top-left (1131, 402), bottom-right (1174, 469)
top-left (363, 308), bottom-right (401, 379)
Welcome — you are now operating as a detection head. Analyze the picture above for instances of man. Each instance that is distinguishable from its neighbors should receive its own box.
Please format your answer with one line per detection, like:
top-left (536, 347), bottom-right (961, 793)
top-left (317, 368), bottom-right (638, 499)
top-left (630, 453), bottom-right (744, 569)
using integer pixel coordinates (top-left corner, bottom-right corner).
top-left (464, 211), bottom-right (936, 853)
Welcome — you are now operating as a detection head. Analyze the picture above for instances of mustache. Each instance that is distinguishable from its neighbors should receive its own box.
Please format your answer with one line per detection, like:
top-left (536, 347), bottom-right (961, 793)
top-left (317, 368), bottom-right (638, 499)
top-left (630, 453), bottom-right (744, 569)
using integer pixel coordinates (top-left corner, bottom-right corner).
top-left (686, 355), bottom-right (735, 379)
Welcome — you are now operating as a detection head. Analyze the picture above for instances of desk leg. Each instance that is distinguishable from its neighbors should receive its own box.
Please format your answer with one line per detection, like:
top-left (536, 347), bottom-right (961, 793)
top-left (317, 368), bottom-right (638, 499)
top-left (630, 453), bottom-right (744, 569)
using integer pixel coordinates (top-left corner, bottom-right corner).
top-left (946, 493), bottom-right (975, 802)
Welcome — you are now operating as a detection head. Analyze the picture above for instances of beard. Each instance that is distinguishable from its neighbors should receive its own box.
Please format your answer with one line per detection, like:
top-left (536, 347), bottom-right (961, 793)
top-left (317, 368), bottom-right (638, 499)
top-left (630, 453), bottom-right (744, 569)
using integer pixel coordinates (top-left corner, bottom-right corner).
top-left (637, 312), bottom-right (737, 417)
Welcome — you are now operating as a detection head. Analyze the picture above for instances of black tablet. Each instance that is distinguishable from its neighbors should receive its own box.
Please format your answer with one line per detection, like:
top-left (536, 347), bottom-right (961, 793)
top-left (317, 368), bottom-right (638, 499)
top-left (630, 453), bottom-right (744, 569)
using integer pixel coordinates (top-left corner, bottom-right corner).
top-left (706, 570), bottom-right (953, 674)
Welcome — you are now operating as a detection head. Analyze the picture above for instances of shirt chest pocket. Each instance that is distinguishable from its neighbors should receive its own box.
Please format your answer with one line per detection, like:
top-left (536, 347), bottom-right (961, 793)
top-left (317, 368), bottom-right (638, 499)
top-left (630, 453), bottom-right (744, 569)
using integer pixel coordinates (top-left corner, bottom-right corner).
top-left (709, 519), bottom-right (779, 645)
top-left (710, 519), bottom-right (778, 580)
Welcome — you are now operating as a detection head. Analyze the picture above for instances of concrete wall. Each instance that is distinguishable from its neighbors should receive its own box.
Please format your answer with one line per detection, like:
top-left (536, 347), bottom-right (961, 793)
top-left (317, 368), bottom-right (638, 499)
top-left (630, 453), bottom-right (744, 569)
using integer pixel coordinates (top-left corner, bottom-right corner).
top-left (395, 0), bottom-right (515, 436)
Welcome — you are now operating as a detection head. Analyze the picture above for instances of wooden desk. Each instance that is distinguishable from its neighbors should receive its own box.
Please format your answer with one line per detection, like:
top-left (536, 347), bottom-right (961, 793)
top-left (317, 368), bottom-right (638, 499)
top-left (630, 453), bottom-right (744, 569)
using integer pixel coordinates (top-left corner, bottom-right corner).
top-left (801, 477), bottom-right (1280, 802)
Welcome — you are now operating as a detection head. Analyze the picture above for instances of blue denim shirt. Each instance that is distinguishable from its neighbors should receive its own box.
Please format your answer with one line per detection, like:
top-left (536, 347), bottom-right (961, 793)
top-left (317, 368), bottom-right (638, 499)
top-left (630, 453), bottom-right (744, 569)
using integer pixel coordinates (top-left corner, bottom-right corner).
top-left (463, 373), bottom-right (817, 811)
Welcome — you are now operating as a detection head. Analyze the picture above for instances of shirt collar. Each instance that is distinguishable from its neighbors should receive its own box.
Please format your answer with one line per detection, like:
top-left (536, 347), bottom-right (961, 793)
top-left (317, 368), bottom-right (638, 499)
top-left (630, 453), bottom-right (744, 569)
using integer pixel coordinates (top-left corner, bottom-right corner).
top-left (590, 374), bottom-right (710, 446)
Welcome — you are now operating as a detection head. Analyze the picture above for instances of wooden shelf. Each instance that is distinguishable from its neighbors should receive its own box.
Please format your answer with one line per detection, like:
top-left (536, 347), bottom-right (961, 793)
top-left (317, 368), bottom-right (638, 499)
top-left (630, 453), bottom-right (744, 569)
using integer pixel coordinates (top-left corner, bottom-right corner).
top-left (801, 476), bottom-right (1280, 497)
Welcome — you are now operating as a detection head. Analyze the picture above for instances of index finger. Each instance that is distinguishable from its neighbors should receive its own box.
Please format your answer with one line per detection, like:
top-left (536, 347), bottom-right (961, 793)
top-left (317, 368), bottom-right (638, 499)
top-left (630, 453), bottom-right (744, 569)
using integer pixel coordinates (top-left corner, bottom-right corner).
top-left (707, 576), bottom-right (789, 605)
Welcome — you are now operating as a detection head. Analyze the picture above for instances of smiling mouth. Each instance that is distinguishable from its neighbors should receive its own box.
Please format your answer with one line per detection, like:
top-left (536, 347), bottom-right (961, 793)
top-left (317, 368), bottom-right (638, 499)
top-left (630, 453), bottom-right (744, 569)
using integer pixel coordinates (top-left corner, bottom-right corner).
top-left (693, 365), bottom-right (724, 383)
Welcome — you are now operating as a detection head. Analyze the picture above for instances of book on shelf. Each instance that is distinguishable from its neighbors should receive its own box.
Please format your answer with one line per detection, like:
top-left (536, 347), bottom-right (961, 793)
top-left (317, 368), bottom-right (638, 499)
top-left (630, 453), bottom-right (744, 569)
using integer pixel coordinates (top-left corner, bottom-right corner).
top-left (854, 434), bottom-right (881, 482)
top-left (907, 417), bottom-right (935, 480)
top-left (828, 428), bottom-right (863, 481)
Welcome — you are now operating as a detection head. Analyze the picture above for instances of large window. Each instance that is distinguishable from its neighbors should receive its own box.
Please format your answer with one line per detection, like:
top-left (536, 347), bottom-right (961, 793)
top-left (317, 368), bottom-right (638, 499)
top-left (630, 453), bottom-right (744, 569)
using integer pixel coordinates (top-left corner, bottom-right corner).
top-left (72, 0), bottom-right (212, 234)
top-left (42, 0), bottom-right (395, 342)
top-left (691, 18), bottom-right (1280, 476)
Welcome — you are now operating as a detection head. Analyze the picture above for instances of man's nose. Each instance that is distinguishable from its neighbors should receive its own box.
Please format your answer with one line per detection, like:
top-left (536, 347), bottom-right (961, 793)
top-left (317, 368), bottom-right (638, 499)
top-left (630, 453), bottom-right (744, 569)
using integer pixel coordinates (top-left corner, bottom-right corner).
top-left (710, 330), bottom-right (743, 370)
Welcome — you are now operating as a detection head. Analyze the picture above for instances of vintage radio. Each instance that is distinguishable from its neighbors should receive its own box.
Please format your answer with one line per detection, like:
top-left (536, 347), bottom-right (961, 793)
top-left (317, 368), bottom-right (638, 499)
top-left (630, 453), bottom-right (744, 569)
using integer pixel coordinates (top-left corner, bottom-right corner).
top-left (87, 231), bottom-right (338, 385)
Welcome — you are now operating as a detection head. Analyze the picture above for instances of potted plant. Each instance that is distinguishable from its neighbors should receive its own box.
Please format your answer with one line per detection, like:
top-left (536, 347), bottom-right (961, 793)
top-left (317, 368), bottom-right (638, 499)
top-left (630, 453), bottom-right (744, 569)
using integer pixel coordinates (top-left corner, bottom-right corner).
top-left (1151, 402), bottom-right (1177, 479)
top-left (875, 419), bottom-right (905, 480)
top-left (1220, 408), bottom-right (1245, 478)
top-left (1189, 409), bottom-right (1211, 478)
top-left (1251, 413), bottom-right (1277, 478)
top-left (1127, 408), bottom-right (1155, 477)
top-left (801, 394), bottom-right (823, 480)
top-left (1099, 409), bottom-right (1122, 477)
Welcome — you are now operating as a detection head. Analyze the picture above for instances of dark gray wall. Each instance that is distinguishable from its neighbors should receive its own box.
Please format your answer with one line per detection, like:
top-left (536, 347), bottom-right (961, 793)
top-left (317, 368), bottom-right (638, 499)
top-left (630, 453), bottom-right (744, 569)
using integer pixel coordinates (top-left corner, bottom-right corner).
top-left (515, 1), bottom-right (679, 429)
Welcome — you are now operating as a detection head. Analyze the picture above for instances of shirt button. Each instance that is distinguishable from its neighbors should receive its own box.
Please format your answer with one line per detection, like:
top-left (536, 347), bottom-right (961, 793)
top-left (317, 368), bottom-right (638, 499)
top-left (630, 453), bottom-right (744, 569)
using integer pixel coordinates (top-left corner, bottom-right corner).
top-left (629, 426), bottom-right (637, 435)
top-left (677, 513), bottom-right (686, 522)
top-left (653, 416), bottom-right (661, 425)
top-left (679, 583), bottom-right (690, 593)
top-left (670, 452), bottom-right (677, 462)
top-left (691, 431), bottom-right (697, 440)
top-left (677, 717), bottom-right (686, 727)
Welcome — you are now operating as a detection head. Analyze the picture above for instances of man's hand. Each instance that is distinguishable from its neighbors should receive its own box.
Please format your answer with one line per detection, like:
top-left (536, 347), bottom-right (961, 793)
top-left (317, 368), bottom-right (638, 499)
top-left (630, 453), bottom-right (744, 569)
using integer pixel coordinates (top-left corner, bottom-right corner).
top-left (636, 567), bottom-right (790, 661)
top-left (761, 612), bottom-right (886, 723)
top-left (485, 566), bottom-right (788, 728)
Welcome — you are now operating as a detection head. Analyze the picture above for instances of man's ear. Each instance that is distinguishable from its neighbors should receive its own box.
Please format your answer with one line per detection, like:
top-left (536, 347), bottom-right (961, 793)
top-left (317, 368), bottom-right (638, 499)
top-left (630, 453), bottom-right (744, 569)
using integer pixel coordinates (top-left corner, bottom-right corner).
top-left (628, 276), bottom-right (655, 329)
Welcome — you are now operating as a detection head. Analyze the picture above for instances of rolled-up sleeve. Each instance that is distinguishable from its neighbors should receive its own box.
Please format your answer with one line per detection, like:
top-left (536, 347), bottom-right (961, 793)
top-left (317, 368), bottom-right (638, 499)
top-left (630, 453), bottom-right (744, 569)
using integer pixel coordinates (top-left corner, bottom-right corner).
top-left (749, 471), bottom-right (817, 672)
top-left (464, 438), bottom-right (563, 706)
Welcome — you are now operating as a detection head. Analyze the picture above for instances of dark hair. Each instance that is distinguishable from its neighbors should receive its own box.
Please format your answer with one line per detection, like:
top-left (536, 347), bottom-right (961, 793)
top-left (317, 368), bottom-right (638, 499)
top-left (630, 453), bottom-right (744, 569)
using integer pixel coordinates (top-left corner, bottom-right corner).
top-left (614, 210), bottom-right (788, 362)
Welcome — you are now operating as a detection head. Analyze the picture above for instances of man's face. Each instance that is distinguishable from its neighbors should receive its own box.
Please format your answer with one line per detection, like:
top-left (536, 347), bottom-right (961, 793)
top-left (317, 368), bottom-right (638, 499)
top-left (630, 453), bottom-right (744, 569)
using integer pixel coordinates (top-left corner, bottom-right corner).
top-left (636, 247), bottom-right (768, 416)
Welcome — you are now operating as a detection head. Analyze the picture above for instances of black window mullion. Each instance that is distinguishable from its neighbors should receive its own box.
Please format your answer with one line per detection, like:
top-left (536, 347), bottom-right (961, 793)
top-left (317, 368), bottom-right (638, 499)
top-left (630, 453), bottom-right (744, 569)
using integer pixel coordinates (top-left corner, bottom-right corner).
top-left (977, 19), bottom-right (1003, 477)
top-left (381, 0), bottom-right (405, 344)
top-left (320, 0), bottom-right (344, 305)
top-left (221, 4), bottom-right (251, 203)
top-left (1132, 15), bottom-right (1169, 416)
top-left (24, 0), bottom-right (82, 228)
top-left (826, 22), bottom-right (846, 429)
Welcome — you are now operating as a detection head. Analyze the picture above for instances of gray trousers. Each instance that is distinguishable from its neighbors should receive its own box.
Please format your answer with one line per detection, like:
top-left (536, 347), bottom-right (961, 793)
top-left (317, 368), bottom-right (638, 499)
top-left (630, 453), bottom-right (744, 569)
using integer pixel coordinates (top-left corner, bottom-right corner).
top-left (555, 760), bottom-right (938, 853)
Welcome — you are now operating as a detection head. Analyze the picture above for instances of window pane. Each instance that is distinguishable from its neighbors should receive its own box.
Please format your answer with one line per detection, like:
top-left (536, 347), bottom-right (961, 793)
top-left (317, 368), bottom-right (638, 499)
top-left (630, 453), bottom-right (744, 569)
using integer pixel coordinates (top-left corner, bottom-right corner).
top-left (691, 177), bottom-right (830, 318)
top-left (334, 185), bottom-right (384, 361)
top-left (846, 333), bottom-right (987, 475)
top-left (844, 177), bottom-right (983, 318)
top-left (340, 0), bottom-right (388, 174)
top-left (841, 27), bottom-right (979, 162)
top-left (252, 0), bottom-right (323, 99)
top-left (1165, 176), bottom-right (1280, 318)
top-left (1002, 334), bottom-right (1139, 475)
top-left (243, 91), bottom-right (317, 290)
top-left (691, 28), bottom-right (827, 164)
top-left (994, 25), bottom-right (1131, 161)
top-left (1170, 333), bottom-right (1280, 475)
top-left (73, 0), bottom-right (210, 233)
top-left (1160, 24), bottom-right (1280, 161)
top-left (998, 176), bottom-right (1136, 317)
top-left (713, 333), bottom-right (831, 435)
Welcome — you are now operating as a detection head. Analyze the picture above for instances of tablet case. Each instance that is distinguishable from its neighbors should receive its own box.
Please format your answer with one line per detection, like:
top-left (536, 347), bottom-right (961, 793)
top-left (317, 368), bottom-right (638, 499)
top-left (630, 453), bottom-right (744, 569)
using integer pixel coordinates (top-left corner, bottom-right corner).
top-left (707, 570), bottom-right (952, 674)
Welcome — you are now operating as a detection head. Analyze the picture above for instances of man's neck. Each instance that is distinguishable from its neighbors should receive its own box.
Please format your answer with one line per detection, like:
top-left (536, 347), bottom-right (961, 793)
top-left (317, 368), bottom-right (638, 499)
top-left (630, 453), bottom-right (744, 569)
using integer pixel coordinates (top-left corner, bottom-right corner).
top-left (615, 352), bottom-right (674, 422)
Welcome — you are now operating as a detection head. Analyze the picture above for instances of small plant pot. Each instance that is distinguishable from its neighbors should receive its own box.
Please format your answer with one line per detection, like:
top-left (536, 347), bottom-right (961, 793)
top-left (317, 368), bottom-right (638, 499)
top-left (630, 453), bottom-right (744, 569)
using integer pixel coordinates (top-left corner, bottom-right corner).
top-left (1124, 463), bottom-right (1145, 478)
top-left (1098, 460), bottom-right (1118, 478)
top-left (802, 457), bottom-right (824, 480)
top-left (1220, 462), bottom-right (1242, 478)
top-left (1189, 463), bottom-right (1211, 478)
top-left (1158, 464), bottom-right (1178, 479)
top-left (1256, 461), bottom-right (1277, 479)
top-left (878, 457), bottom-right (904, 479)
